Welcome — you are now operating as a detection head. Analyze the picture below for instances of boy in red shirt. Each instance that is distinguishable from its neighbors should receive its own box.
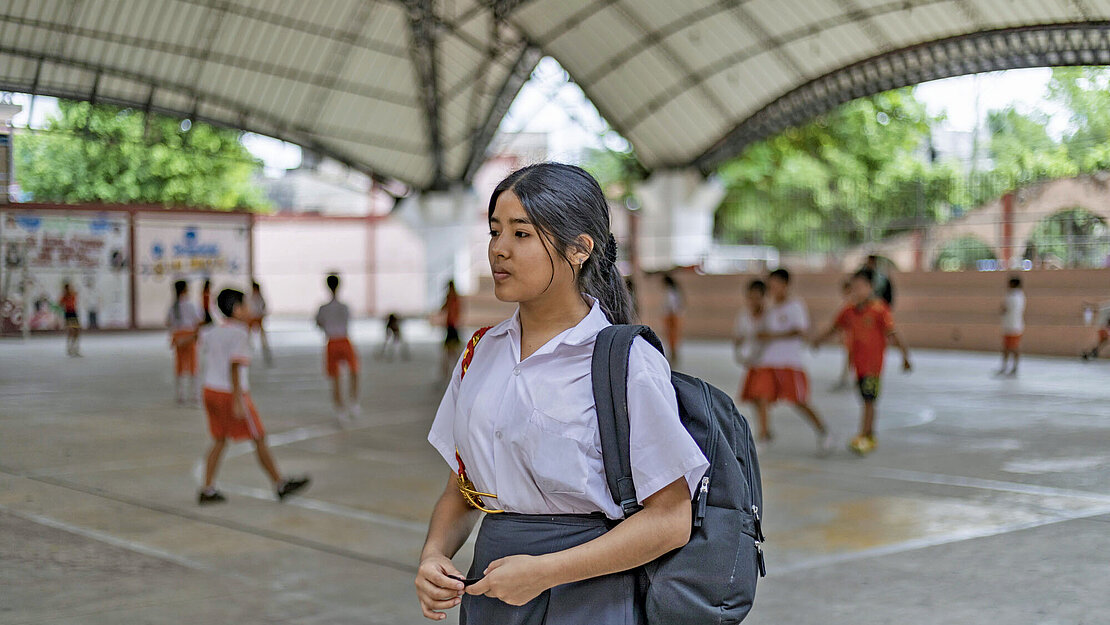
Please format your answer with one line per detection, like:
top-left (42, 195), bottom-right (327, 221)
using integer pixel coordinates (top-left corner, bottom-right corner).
top-left (813, 270), bottom-right (911, 456)
top-left (196, 288), bottom-right (309, 504)
top-left (60, 282), bottom-right (81, 357)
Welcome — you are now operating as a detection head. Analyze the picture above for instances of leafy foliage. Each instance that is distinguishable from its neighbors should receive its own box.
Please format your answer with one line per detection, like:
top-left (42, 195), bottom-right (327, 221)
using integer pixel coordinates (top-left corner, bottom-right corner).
top-left (714, 89), bottom-right (965, 251)
top-left (14, 100), bottom-right (268, 210)
top-left (713, 67), bottom-right (1110, 253)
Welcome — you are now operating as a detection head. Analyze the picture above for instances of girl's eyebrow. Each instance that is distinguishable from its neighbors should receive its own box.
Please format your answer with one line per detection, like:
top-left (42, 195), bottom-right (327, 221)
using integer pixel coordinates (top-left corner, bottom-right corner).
top-left (489, 217), bottom-right (532, 225)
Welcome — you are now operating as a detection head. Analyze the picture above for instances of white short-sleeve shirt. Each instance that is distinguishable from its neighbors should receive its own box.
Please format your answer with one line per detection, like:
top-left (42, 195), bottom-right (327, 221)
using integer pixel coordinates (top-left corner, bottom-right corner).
top-left (428, 298), bottom-right (709, 520)
top-left (167, 301), bottom-right (203, 331)
top-left (1003, 290), bottom-right (1025, 334)
top-left (733, 308), bottom-right (764, 367)
top-left (199, 322), bottom-right (252, 392)
top-left (758, 298), bottom-right (809, 369)
top-left (315, 299), bottom-right (350, 339)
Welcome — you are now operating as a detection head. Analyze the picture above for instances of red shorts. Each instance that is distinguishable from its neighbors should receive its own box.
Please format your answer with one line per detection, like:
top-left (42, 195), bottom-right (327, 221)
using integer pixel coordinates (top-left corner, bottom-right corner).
top-left (172, 330), bottom-right (197, 375)
top-left (740, 367), bottom-right (809, 404)
top-left (325, 338), bottom-right (359, 377)
top-left (1099, 329), bottom-right (1109, 342)
top-left (1003, 334), bottom-right (1022, 350)
top-left (203, 389), bottom-right (265, 441)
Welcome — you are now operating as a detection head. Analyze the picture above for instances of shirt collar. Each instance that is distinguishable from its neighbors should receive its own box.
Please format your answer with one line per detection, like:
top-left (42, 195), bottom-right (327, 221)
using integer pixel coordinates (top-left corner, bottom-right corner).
top-left (486, 295), bottom-right (611, 348)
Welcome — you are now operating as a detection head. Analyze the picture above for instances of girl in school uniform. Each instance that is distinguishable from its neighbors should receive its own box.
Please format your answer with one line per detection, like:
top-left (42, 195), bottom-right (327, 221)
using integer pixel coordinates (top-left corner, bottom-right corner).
top-left (167, 280), bottom-right (203, 404)
top-left (416, 163), bottom-right (709, 624)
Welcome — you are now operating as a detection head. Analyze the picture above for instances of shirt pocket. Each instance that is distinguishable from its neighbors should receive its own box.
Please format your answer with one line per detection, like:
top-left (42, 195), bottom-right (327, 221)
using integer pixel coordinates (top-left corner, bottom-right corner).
top-left (521, 408), bottom-right (593, 496)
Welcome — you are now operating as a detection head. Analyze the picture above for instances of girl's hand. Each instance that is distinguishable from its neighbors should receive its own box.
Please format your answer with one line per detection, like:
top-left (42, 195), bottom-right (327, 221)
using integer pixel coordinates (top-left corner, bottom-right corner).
top-left (466, 554), bottom-right (552, 606)
top-left (415, 555), bottom-right (466, 620)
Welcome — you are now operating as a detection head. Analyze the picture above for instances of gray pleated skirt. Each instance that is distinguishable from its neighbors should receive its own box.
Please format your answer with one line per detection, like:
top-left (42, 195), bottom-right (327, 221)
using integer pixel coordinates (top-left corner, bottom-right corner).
top-left (460, 512), bottom-right (642, 625)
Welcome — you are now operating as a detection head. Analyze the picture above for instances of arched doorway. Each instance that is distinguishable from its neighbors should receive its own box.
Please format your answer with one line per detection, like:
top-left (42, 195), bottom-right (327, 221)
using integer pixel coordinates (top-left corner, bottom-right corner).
top-left (933, 236), bottom-right (999, 271)
top-left (1023, 208), bottom-right (1109, 269)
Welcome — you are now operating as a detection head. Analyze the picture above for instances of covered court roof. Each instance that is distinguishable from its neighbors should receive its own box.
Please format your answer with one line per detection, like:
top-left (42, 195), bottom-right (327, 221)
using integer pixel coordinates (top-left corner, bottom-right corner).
top-left (3, 1), bottom-right (1110, 189)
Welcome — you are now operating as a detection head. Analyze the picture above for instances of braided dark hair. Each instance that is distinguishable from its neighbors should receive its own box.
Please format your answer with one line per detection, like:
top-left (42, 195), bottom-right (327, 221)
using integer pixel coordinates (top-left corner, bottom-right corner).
top-left (489, 163), bottom-right (634, 324)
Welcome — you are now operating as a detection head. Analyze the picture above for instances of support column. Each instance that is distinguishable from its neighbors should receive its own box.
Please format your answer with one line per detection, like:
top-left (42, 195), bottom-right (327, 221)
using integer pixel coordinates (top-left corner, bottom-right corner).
top-left (1001, 191), bottom-right (1015, 269)
top-left (0, 99), bottom-right (20, 205)
top-left (395, 185), bottom-right (481, 311)
top-left (635, 169), bottom-right (726, 272)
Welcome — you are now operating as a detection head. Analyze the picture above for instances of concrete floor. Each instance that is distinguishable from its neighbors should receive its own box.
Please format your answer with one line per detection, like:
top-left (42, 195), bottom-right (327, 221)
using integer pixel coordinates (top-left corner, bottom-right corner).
top-left (1, 320), bottom-right (1108, 624)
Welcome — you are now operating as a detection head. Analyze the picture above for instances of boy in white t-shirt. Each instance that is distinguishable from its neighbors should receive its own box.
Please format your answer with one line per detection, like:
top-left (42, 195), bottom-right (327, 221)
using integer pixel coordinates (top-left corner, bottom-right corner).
top-left (315, 274), bottom-right (360, 421)
top-left (733, 279), bottom-right (766, 370)
top-left (196, 288), bottom-right (309, 505)
top-left (997, 276), bottom-right (1025, 377)
top-left (741, 269), bottom-right (831, 455)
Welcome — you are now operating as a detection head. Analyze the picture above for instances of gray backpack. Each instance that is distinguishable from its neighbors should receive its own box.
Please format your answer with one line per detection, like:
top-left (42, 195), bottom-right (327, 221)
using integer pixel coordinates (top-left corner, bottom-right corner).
top-left (592, 325), bottom-right (765, 624)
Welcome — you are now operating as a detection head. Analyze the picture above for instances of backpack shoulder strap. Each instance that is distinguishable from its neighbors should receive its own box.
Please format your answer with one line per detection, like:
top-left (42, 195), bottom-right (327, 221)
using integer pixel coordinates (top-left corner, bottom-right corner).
top-left (459, 326), bottom-right (493, 381)
top-left (592, 324), bottom-right (665, 518)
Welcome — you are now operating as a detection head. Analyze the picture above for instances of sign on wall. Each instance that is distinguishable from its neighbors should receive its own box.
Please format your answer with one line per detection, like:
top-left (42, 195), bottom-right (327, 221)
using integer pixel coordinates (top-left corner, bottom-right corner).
top-left (134, 214), bottom-right (250, 327)
top-left (0, 210), bottom-right (131, 332)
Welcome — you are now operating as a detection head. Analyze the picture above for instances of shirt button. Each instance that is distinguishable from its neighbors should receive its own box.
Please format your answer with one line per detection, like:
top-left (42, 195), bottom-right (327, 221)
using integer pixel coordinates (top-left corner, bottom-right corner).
top-left (513, 367), bottom-right (521, 376)
top-left (495, 431), bottom-right (503, 439)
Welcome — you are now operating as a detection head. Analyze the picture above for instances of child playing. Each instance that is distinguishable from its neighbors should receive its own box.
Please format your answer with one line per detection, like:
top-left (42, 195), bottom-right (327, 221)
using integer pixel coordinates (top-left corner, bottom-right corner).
top-left (1082, 311), bottom-right (1110, 361)
top-left (248, 281), bottom-right (273, 366)
top-left (196, 288), bottom-right (309, 505)
top-left (812, 269), bottom-right (911, 456)
top-left (831, 278), bottom-right (853, 391)
top-left (744, 269), bottom-right (831, 455)
top-left (167, 280), bottom-right (203, 404)
top-left (315, 274), bottom-right (360, 421)
top-left (997, 276), bottom-right (1025, 376)
top-left (60, 282), bottom-right (80, 357)
top-left (733, 279), bottom-right (766, 371)
top-left (379, 312), bottom-right (410, 361)
top-left (440, 281), bottom-right (463, 380)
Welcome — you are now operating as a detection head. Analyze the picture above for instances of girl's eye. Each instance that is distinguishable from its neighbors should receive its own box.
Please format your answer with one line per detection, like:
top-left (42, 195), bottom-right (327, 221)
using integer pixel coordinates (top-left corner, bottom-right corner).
top-left (515, 231), bottom-right (529, 238)
top-left (488, 230), bottom-right (499, 237)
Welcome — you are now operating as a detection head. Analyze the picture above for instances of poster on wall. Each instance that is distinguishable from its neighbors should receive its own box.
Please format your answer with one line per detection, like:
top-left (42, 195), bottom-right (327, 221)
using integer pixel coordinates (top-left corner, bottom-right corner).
top-left (134, 214), bottom-right (250, 328)
top-left (0, 210), bottom-right (131, 333)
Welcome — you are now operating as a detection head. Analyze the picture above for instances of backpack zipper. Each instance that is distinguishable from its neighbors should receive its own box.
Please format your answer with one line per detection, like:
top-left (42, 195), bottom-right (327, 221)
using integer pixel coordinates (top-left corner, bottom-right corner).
top-left (693, 475), bottom-right (709, 527)
top-left (742, 403), bottom-right (767, 577)
top-left (692, 381), bottom-right (719, 529)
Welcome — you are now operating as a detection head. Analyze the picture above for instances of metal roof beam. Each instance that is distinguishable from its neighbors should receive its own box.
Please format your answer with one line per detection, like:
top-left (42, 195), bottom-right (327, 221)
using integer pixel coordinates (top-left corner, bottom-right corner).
top-left (463, 44), bottom-right (542, 183)
top-left (403, 0), bottom-right (447, 190)
top-left (691, 22), bottom-right (1110, 173)
top-left (0, 11), bottom-right (418, 106)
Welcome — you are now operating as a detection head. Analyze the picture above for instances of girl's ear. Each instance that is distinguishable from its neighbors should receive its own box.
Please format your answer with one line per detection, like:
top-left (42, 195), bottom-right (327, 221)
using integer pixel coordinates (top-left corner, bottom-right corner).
top-left (573, 234), bottom-right (595, 265)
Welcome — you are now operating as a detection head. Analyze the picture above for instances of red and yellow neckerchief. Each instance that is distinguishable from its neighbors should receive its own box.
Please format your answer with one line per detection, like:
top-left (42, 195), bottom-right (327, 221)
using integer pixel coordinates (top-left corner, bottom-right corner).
top-left (454, 326), bottom-right (502, 514)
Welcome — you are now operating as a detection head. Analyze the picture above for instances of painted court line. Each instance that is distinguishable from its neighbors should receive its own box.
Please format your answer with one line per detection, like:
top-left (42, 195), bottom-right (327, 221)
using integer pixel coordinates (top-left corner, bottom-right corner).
top-left (785, 458), bottom-right (1110, 504)
top-left (771, 502), bottom-right (1110, 575)
top-left (218, 483), bottom-right (430, 534)
top-left (6, 471), bottom-right (421, 575)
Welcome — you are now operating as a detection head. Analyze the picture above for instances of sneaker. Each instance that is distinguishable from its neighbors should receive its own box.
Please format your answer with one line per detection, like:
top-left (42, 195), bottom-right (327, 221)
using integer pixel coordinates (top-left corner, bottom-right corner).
top-left (276, 476), bottom-right (311, 501)
top-left (816, 430), bottom-right (834, 457)
top-left (198, 490), bottom-right (227, 505)
top-left (848, 435), bottom-right (877, 456)
top-left (347, 403), bottom-right (361, 419)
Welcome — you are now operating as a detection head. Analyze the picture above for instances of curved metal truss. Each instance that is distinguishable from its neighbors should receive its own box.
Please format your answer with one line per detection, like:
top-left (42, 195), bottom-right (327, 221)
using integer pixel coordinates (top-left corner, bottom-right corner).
top-left (693, 23), bottom-right (1110, 174)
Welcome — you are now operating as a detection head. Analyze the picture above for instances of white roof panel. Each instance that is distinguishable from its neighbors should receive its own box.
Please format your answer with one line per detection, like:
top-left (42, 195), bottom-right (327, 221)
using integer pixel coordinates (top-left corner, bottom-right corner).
top-left (2, 0), bottom-right (1109, 186)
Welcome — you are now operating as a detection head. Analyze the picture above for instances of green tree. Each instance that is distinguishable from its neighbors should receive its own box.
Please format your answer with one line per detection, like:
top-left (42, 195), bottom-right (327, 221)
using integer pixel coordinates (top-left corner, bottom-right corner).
top-left (15, 100), bottom-right (267, 210)
top-left (987, 108), bottom-right (1076, 183)
top-left (714, 88), bottom-right (962, 251)
top-left (1048, 67), bottom-right (1110, 172)
top-left (581, 147), bottom-right (646, 202)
